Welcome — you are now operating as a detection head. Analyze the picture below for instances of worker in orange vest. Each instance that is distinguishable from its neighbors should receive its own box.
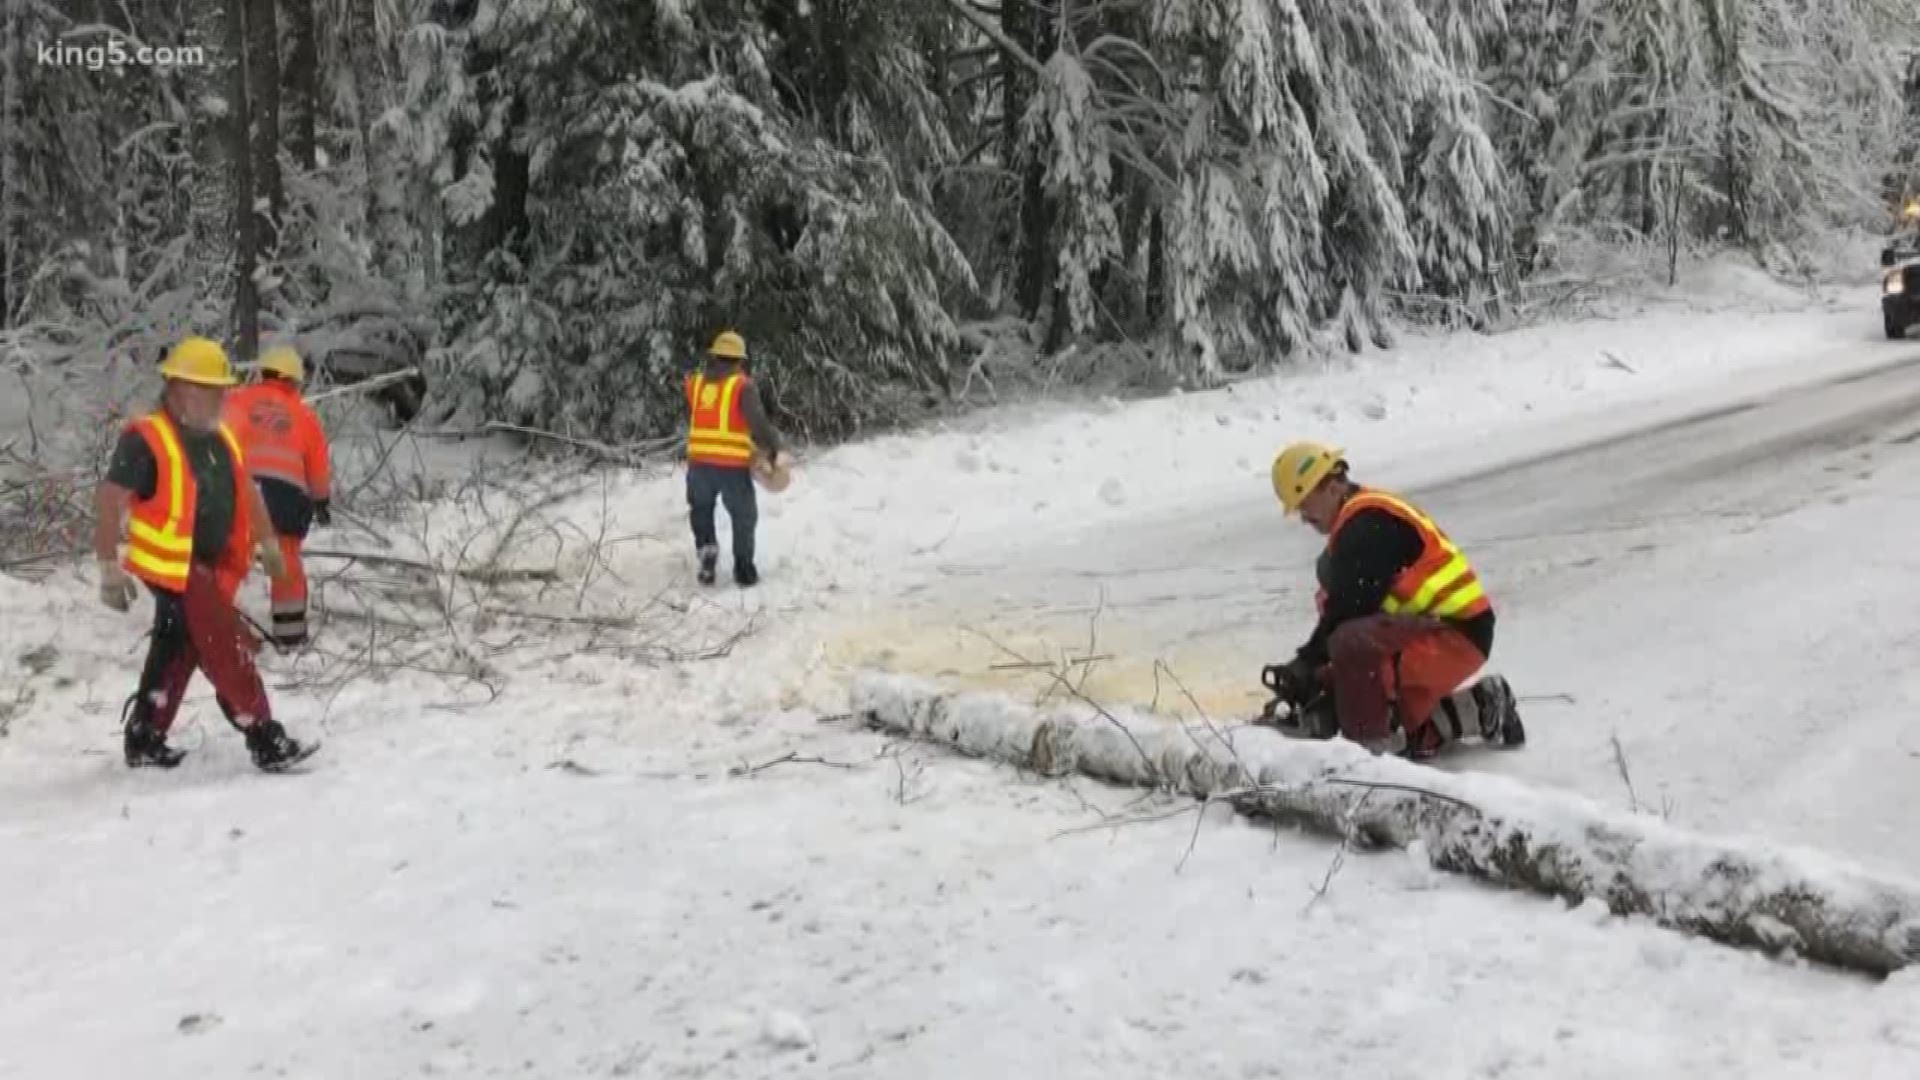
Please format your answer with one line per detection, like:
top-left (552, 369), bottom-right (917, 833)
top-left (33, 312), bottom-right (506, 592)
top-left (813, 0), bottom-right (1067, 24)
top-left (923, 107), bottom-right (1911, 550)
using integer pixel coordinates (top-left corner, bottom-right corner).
top-left (1260, 441), bottom-right (1526, 759)
top-left (223, 345), bottom-right (332, 647)
top-left (684, 330), bottom-right (784, 587)
top-left (92, 336), bottom-right (316, 772)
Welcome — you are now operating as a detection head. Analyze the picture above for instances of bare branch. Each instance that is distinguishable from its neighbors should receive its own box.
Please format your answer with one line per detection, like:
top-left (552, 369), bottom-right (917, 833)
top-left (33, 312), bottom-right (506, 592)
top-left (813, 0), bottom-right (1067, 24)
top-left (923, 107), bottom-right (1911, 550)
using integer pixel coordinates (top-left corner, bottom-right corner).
top-left (1610, 731), bottom-right (1643, 813)
top-left (303, 547), bottom-right (559, 584)
top-left (1303, 789), bottom-right (1376, 914)
top-left (939, 0), bottom-right (1046, 77)
top-left (302, 365), bottom-right (421, 404)
top-left (729, 752), bottom-right (869, 777)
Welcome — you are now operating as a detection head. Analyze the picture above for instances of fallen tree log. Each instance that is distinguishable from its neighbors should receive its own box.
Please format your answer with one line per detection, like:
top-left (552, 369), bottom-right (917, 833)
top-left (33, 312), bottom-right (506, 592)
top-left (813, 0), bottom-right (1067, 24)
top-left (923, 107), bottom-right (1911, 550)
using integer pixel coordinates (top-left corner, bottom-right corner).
top-left (850, 670), bottom-right (1920, 978)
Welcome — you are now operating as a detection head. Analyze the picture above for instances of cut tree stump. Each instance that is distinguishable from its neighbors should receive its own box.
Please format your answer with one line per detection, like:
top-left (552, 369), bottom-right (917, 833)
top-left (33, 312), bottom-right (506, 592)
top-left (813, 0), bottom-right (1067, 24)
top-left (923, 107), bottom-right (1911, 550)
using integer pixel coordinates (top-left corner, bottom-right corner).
top-left (850, 670), bottom-right (1920, 978)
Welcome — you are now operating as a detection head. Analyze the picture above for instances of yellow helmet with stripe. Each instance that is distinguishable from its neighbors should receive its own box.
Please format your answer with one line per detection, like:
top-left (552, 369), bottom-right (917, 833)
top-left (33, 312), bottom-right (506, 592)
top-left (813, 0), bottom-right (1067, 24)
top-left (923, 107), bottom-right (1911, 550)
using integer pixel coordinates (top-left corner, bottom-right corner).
top-left (1271, 441), bottom-right (1344, 513)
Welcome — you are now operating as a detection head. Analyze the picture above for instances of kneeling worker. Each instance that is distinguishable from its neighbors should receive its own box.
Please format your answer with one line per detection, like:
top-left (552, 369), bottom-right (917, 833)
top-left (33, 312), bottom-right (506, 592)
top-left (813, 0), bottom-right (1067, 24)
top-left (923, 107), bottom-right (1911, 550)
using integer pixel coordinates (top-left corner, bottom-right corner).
top-left (1261, 441), bottom-right (1525, 759)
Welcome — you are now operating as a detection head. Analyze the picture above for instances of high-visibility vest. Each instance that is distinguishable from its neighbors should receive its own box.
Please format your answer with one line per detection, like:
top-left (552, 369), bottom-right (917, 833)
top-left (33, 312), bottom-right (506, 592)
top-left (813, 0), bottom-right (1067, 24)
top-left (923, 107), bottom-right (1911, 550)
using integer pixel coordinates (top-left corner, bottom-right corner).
top-left (685, 370), bottom-right (754, 467)
top-left (223, 381), bottom-right (330, 498)
top-left (1318, 488), bottom-right (1491, 621)
top-left (122, 411), bottom-right (252, 593)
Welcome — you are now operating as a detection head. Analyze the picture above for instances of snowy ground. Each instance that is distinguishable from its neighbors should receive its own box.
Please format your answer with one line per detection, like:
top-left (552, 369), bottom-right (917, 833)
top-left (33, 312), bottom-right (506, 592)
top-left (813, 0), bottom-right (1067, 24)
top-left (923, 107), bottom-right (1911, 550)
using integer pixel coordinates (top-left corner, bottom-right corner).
top-left (7, 260), bottom-right (1920, 1077)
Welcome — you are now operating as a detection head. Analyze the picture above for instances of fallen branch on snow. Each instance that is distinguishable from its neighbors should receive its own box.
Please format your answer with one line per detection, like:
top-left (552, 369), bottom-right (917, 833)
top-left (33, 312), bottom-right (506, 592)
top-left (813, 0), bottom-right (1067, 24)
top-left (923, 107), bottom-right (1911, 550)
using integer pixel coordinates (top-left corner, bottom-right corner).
top-left (405, 419), bottom-right (679, 463)
top-left (303, 547), bottom-right (559, 584)
top-left (302, 366), bottom-right (422, 404)
top-left (850, 670), bottom-right (1920, 978)
top-left (729, 752), bottom-right (868, 777)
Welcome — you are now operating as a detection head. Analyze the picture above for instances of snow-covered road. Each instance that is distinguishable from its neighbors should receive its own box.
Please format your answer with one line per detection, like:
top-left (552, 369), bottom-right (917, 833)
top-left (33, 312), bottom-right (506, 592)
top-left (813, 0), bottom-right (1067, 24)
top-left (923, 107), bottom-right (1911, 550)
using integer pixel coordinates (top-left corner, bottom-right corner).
top-left (861, 345), bottom-right (1920, 876)
top-left (9, 287), bottom-right (1920, 1078)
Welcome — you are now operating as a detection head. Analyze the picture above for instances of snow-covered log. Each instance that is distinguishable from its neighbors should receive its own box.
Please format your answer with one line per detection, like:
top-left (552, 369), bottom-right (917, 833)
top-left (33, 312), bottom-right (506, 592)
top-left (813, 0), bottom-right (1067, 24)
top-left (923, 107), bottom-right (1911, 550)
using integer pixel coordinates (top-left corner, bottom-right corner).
top-left (850, 671), bottom-right (1920, 978)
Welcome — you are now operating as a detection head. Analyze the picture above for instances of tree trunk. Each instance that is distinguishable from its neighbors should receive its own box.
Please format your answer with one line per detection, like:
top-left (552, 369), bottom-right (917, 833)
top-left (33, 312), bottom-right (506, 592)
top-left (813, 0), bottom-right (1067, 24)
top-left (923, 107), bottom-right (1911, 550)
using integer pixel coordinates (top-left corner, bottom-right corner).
top-left (225, 0), bottom-right (259, 359)
top-left (1700, 0), bottom-right (1749, 244)
top-left (0, 0), bottom-right (17, 328)
top-left (351, 0), bottom-right (403, 277)
top-left (852, 671), bottom-right (1920, 979)
top-left (246, 0), bottom-right (282, 220)
top-left (487, 94), bottom-right (531, 253)
top-left (1006, 0), bottom-right (1056, 322)
top-left (285, 0), bottom-right (317, 169)
top-left (1145, 207), bottom-right (1164, 327)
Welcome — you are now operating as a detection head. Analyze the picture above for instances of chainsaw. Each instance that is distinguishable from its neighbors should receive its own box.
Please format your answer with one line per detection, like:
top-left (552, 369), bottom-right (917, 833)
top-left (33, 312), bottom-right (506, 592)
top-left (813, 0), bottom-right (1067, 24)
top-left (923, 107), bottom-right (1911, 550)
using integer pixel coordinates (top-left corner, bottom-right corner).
top-left (1252, 664), bottom-right (1339, 740)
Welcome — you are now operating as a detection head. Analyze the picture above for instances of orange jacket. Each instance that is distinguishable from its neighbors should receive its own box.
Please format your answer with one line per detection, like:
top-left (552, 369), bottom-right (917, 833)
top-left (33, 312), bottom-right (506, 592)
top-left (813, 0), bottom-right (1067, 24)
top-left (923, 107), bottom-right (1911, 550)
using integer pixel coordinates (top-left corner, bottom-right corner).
top-left (223, 380), bottom-right (331, 500)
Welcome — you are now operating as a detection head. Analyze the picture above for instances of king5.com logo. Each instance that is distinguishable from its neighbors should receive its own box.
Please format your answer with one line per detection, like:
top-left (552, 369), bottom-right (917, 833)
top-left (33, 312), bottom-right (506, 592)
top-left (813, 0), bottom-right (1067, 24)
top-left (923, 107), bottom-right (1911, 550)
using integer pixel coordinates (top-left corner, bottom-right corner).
top-left (37, 39), bottom-right (207, 70)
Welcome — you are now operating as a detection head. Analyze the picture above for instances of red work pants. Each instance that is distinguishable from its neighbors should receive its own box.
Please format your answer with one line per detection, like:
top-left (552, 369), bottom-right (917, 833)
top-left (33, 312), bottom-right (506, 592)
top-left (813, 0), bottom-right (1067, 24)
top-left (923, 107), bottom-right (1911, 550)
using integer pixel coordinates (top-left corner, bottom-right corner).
top-left (1326, 614), bottom-right (1487, 744)
top-left (136, 561), bottom-right (273, 734)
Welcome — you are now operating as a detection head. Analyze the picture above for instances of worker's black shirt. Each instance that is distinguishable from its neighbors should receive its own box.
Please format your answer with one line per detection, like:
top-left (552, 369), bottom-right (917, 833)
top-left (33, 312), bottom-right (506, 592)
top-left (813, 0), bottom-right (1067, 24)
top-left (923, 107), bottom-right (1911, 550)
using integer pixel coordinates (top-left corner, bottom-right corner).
top-left (1295, 506), bottom-right (1495, 668)
top-left (105, 422), bottom-right (238, 565)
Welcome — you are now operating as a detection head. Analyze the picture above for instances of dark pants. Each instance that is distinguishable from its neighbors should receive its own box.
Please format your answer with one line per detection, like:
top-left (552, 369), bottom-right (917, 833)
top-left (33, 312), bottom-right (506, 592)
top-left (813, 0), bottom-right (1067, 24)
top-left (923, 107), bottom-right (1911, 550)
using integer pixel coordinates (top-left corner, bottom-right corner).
top-left (135, 562), bottom-right (273, 734)
top-left (686, 463), bottom-right (757, 568)
top-left (1326, 614), bottom-right (1487, 744)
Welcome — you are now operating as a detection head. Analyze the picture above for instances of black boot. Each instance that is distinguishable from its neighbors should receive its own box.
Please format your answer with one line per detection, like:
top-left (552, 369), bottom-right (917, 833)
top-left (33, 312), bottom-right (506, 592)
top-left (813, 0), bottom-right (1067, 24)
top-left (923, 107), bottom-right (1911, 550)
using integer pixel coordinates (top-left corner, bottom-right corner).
top-left (696, 545), bottom-right (718, 586)
top-left (733, 561), bottom-right (759, 588)
top-left (122, 694), bottom-right (186, 769)
top-left (1471, 674), bottom-right (1526, 748)
top-left (244, 719), bottom-right (314, 772)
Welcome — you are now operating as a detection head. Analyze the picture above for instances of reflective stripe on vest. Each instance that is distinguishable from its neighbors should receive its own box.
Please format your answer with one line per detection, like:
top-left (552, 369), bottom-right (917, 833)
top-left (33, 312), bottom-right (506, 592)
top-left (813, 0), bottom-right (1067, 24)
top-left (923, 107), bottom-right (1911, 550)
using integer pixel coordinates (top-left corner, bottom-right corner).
top-left (1329, 489), bottom-right (1490, 621)
top-left (685, 371), bottom-right (754, 465)
top-left (124, 415), bottom-right (193, 589)
top-left (122, 414), bottom-right (247, 592)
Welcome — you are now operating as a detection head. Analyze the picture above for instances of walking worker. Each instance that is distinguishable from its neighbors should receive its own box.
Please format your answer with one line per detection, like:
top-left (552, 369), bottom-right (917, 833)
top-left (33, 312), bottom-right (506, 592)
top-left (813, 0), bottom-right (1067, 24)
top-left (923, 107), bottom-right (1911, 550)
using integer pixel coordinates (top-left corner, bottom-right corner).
top-left (93, 335), bottom-right (316, 772)
top-left (1260, 441), bottom-right (1525, 759)
top-left (684, 329), bottom-right (785, 587)
top-left (223, 344), bottom-right (332, 647)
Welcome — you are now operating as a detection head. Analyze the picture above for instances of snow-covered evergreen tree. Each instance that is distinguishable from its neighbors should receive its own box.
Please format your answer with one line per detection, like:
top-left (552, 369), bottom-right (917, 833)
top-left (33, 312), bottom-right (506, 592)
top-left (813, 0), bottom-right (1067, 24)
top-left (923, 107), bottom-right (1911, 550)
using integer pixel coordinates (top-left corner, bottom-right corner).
top-left (408, 0), bottom-right (977, 441)
top-left (5, 0), bottom-right (1918, 444)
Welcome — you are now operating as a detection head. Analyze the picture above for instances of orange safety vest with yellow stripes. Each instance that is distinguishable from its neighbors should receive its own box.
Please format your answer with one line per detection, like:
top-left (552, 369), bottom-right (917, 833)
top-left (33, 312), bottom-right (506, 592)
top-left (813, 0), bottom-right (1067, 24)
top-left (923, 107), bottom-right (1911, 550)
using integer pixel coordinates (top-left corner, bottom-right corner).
top-left (1317, 488), bottom-right (1491, 621)
top-left (122, 411), bottom-right (253, 593)
top-left (685, 370), bottom-right (755, 468)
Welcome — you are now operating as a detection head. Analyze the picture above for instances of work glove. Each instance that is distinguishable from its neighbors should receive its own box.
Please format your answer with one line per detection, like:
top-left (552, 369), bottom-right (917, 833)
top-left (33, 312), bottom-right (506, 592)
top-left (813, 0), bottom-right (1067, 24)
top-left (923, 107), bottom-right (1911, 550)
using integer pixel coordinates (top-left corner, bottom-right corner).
top-left (313, 499), bottom-right (332, 528)
top-left (255, 539), bottom-right (288, 582)
top-left (98, 560), bottom-right (138, 612)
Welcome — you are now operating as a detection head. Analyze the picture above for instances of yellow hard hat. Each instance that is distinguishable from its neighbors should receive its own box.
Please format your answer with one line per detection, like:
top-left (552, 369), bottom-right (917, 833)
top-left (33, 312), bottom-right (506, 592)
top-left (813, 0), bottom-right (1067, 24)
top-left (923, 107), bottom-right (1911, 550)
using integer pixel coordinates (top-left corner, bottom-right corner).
top-left (1271, 441), bottom-right (1344, 513)
top-left (708, 330), bottom-right (748, 360)
top-left (158, 336), bottom-right (237, 387)
top-left (258, 345), bottom-right (305, 383)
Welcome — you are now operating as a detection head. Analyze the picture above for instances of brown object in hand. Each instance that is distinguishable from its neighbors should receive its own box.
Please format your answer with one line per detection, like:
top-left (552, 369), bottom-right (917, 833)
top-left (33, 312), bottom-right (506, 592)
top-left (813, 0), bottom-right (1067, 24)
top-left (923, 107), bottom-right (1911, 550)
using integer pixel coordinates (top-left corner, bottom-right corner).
top-left (752, 452), bottom-right (792, 493)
